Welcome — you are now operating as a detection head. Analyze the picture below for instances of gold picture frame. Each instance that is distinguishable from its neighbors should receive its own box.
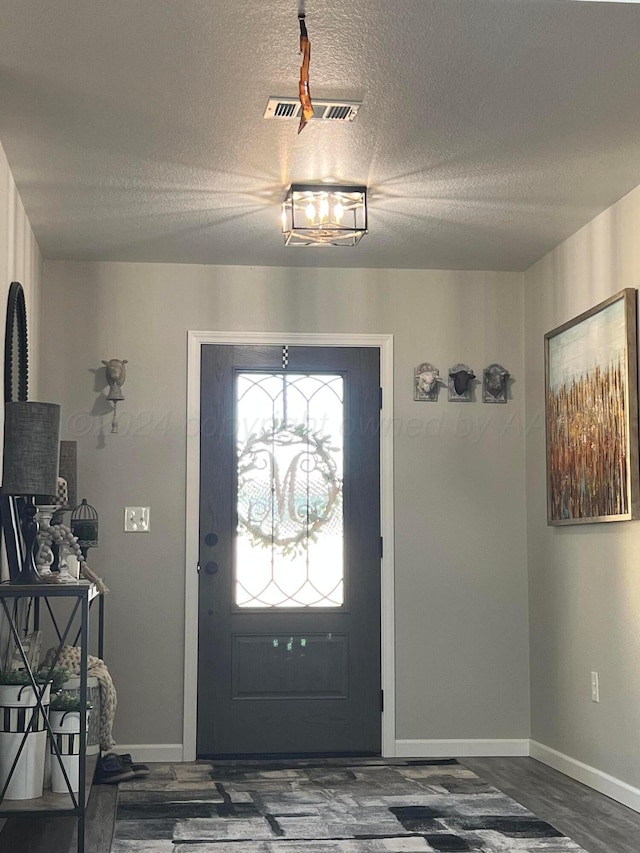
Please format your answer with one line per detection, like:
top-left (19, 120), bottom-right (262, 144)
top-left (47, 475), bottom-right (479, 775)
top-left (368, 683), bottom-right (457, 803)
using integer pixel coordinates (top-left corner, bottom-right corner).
top-left (545, 288), bottom-right (639, 525)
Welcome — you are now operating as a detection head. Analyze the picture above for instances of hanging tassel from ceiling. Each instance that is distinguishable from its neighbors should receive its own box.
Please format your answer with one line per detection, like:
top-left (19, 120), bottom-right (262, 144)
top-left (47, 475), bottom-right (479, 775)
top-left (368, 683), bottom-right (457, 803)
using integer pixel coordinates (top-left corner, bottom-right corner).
top-left (298, 13), bottom-right (314, 133)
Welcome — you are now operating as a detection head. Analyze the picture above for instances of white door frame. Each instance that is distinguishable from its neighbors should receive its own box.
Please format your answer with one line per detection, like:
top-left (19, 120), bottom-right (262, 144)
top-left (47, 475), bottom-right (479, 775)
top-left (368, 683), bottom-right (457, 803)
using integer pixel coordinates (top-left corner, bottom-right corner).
top-left (184, 331), bottom-right (395, 760)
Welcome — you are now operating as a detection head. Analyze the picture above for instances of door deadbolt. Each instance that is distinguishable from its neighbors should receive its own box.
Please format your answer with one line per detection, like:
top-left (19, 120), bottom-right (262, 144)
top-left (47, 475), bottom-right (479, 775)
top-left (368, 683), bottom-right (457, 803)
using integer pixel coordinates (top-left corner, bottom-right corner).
top-left (204, 561), bottom-right (219, 575)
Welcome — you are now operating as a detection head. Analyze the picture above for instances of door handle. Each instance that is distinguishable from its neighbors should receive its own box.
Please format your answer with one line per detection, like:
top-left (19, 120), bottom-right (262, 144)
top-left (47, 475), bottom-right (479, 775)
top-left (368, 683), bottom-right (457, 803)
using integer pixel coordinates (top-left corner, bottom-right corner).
top-left (204, 561), bottom-right (219, 575)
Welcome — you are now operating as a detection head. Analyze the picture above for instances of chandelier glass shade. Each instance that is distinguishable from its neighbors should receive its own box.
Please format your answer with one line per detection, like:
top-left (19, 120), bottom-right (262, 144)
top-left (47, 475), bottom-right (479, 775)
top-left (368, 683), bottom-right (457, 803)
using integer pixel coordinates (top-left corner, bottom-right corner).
top-left (282, 184), bottom-right (368, 246)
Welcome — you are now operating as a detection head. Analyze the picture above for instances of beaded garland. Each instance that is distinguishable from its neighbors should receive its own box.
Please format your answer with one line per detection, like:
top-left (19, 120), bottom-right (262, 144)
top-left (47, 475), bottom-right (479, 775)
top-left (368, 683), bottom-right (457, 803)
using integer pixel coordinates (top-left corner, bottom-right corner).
top-left (36, 522), bottom-right (109, 594)
top-left (36, 521), bottom-right (85, 569)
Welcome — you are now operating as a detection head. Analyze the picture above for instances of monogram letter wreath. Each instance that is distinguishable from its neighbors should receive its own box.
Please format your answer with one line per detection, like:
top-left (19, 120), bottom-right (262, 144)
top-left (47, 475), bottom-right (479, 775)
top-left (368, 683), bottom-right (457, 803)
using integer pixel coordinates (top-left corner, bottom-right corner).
top-left (237, 422), bottom-right (340, 556)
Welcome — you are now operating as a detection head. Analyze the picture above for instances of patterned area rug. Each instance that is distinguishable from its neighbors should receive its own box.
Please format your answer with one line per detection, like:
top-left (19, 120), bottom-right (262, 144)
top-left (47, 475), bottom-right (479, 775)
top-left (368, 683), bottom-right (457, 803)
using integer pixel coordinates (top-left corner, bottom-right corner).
top-left (112, 758), bottom-right (588, 852)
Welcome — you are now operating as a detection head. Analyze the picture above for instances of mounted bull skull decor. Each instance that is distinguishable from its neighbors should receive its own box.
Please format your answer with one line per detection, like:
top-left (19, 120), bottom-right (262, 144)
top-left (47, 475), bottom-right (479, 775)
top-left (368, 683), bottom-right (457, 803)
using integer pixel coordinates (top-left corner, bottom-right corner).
top-left (448, 363), bottom-right (476, 402)
top-left (413, 362), bottom-right (444, 402)
top-left (483, 363), bottom-right (510, 403)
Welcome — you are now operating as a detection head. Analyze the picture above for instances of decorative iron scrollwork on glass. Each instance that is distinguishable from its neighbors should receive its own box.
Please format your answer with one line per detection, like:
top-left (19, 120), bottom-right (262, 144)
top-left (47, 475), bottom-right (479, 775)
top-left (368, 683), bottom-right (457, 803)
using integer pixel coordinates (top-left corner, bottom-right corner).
top-left (235, 373), bottom-right (344, 608)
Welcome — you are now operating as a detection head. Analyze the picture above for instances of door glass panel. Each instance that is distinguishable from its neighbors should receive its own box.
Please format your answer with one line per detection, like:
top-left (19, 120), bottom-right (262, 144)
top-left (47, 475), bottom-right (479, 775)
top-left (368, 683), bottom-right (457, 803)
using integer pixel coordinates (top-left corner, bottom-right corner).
top-left (236, 373), bottom-right (344, 607)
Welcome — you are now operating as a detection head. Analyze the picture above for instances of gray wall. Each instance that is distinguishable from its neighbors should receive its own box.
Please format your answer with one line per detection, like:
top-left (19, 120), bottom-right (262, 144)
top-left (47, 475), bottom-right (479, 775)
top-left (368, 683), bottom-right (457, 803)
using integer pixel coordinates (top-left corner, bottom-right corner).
top-left (525, 184), bottom-right (640, 789)
top-left (41, 261), bottom-right (529, 749)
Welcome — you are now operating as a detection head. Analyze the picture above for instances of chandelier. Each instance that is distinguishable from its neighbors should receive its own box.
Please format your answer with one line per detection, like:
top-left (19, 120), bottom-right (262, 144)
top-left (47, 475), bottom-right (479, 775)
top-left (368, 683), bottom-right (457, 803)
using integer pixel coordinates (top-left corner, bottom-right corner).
top-left (281, 184), bottom-right (368, 247)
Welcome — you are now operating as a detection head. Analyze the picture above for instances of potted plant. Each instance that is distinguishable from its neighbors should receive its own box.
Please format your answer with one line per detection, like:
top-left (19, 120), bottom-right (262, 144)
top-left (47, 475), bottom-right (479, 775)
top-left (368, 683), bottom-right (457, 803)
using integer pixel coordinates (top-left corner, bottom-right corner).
top-left (0, 670), bottom-right (51, 799)
top-left (37, 666), bottom-right (71, 693)
top-left (59, 670), bottom-right (101, 756)
top-left (50, 692), bottom-right (83, 713)
top-left (48, 692), bottom-right (91, 794)
top-left (32, 666), bottom-right (71, 788)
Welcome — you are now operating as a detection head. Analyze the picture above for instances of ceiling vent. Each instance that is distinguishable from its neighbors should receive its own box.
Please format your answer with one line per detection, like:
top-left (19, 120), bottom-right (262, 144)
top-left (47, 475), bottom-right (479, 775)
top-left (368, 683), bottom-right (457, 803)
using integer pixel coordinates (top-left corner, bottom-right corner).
top-left (264, 97), bottom-right (362, 122)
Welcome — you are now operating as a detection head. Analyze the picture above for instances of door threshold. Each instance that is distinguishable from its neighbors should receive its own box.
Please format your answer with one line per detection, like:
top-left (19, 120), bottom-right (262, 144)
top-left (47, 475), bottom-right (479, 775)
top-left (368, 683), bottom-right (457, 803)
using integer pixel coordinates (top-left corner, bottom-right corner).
top-left (200, 752), bottom-right (382, 761)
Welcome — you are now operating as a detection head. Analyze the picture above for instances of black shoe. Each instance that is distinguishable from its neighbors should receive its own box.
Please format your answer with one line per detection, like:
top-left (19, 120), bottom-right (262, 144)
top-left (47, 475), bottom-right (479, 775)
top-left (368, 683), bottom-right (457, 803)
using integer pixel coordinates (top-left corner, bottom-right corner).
top-left (95, 754), bottom-right (136, 784)
top-left (117, 752), bottom-right (150, 778)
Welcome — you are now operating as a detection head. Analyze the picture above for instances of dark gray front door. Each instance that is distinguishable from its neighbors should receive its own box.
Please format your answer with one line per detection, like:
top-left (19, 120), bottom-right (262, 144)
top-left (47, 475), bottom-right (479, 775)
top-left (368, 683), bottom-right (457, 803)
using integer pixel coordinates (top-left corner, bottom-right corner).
top-left (197, 345), bottom-right (381, 757)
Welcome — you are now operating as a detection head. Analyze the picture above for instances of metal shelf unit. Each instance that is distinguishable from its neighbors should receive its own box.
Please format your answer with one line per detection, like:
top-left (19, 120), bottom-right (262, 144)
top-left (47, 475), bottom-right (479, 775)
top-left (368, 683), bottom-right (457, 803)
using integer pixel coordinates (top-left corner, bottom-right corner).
top-left (0, 582), bottom-right (103, 853)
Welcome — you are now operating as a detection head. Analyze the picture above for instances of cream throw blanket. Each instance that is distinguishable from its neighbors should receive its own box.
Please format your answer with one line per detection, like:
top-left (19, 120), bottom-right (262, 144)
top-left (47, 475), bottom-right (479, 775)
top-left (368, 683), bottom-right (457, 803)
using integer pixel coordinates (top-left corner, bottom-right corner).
top-left (44, 645), bottom-right (117, 751)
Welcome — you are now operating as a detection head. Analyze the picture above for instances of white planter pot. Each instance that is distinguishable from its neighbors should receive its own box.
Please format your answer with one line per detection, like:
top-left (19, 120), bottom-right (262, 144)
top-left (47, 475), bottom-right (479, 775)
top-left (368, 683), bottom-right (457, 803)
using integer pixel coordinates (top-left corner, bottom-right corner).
top-left (61, 676), bottom-right (100, 755)
top-left (0, 682), bottom-right (50, 800)
top-left (49, 709), bottom-right (89, 794)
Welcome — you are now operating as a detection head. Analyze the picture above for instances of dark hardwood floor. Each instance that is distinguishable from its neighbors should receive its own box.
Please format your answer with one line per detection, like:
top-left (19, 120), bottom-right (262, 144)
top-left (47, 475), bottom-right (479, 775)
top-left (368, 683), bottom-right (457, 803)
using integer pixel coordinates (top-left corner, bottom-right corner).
top-left (0, 783), bottom-right (116, 853)
top-left (1, 757), bottom-right (639, 852)
top-left (462, 756), bottom-right (640, 853)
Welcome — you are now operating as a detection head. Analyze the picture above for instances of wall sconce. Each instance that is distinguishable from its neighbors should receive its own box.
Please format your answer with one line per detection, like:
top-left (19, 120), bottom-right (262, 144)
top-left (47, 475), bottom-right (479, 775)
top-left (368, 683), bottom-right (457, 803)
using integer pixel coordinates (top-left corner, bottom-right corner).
top-left (282, 184), bottom-right (368, 246)
top-left (1, 401), bottom-right (61, 584)
top-left (102, 358), bottom-right (128, 433)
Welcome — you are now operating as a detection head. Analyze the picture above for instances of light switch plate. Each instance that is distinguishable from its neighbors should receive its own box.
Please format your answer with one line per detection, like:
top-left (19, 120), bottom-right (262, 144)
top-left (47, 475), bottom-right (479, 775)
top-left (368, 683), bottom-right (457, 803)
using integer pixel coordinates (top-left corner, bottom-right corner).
top-left (125, 506), bottom-right (150, 532)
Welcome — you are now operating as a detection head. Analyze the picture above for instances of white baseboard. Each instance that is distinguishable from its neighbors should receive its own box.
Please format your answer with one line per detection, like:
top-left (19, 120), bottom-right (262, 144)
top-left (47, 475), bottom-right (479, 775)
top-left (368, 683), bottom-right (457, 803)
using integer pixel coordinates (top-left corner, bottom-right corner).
top-left (117, 740), bottom-right (529, 763)
top-left (530, 740), bottom-right (640, 814)
top-left (115, 744), bottom-right (184, 763)
top-left (394, 739), bottom-right (530, 758)
top-left (112, 738), bottom-right (639, 815)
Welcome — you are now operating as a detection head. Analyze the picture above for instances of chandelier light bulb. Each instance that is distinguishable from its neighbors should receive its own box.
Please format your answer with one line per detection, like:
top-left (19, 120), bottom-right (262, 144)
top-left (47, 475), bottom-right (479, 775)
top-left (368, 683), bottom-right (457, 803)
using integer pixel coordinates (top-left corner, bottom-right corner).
top-left (282, 183), bottom-right (368, 247)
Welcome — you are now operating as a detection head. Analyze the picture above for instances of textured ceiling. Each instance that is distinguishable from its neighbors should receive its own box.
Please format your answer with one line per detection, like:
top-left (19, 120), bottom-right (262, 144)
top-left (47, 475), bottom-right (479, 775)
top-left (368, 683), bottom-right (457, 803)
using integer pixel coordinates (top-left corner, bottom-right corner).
top-left (1, 0), bottom-right (640, 271)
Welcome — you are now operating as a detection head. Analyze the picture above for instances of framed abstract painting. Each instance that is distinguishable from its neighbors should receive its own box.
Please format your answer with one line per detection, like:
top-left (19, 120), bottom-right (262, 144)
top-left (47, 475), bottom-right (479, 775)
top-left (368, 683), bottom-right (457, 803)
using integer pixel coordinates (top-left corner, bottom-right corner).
top-left (545, 288), bottom-right (639, 525)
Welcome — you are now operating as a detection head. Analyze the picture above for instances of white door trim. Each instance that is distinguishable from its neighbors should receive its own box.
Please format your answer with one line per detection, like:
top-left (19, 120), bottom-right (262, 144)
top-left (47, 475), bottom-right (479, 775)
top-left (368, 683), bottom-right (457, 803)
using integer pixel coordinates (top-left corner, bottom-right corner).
top-left (184, 331), bottom-right (395, 760)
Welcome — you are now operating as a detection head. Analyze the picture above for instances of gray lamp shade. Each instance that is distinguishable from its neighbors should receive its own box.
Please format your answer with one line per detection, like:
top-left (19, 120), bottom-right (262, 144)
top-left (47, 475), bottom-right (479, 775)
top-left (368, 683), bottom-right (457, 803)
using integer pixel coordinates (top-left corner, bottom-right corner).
top-left (2, 401), bottom-right (61, 496)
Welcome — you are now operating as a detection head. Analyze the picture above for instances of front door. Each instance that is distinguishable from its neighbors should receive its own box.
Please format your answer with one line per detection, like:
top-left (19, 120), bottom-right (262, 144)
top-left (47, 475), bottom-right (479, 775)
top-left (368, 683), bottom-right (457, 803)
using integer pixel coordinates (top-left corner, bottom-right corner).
top-left (197, 345), bottom-right (381, 756)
